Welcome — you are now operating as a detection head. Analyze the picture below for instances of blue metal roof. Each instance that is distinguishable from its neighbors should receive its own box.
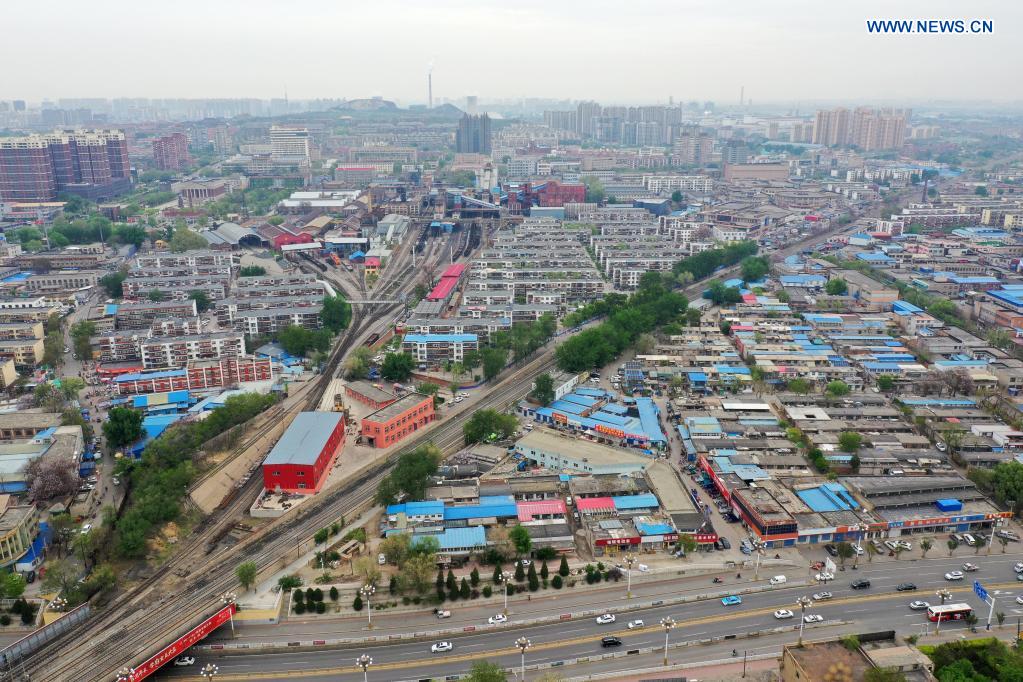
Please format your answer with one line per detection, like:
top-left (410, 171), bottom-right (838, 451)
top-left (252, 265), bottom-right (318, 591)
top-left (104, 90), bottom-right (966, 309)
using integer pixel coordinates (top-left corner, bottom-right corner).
top-left (796, 483), bottom-right (860, 513)
top-left (263, 412), bottom-right (343, 467)
top-left (387, 500), bottom-right (444, 516)
top-left (412, 526), bottom-right (486, 551)
top-left (636, 522), bottom-right (674, 536)
top-left (635, 398), bottom-right (665, 443)
top-left (611, 493), bottom-right (659, 510)
top-left (116, 368), bottom-right (186, 382)
top-left (549, 400), bottom-right (587, 415)
top-left (444, 500), bottom-right (518, 520)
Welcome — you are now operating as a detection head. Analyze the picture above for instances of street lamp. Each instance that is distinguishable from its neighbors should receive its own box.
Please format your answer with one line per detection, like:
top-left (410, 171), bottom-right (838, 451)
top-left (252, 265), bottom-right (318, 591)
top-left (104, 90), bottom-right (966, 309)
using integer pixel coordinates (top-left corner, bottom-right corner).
top-left (796, 596), bottom-right (814, 645)
top-left (50, 596), bottom-right (68, 612)
top-left (935, 589), bottom-right (952, 634)
top-left (501, 570), bottom-right (513, 615)
top-left (355, 653), bottom-right (373, 682)
top-left (623, 554), bottom-right (636, 598)
top-left (515, 636), bottom-right (531, 681)
top-left (200, 663), bottom-right (219, 682)
top-left (660, 616), bottom-right (676, 666)
top-left (360, 584), bottom-right (376, 629)
top-left (221, 591), bottom-right (237, 636)
top-left (751, 539), bottom-right (767, 580)
top-left (115, 668), bottom-right (134, 682)
top-left (988, 519), bottom-right (1003, 555)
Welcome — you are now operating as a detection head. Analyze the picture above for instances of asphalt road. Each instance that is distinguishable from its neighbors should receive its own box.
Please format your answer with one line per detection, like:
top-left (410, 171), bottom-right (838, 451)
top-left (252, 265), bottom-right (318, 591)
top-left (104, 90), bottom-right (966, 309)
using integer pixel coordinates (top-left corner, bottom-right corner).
top-left (156, 551), bottom-right (1023, 680)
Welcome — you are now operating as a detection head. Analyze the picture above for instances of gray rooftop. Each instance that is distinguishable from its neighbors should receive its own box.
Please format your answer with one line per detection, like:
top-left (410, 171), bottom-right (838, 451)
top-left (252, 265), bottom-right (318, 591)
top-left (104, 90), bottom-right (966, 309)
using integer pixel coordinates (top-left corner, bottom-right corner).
top-left (263, 412), bottom-right (343, 467)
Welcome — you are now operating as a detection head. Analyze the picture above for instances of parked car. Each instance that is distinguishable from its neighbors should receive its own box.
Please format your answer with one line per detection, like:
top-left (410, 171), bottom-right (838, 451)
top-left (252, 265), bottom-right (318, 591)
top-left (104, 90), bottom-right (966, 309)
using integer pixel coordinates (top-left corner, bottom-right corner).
top-left (824, 544), bottom-right (838, 557)
top-left (377, 553), bottom-right (387, 565)
top-left (595, 614), bottom-right (616, 625)
top-left (431, 642), bottom-right (453, 653)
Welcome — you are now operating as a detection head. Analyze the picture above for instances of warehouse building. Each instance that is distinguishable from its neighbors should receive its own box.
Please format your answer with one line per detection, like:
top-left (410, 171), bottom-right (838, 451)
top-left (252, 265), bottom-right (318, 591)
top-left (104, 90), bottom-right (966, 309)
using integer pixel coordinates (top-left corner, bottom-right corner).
top-left (361, 392), bottom-right (435, 449)
top-left (262, 412), bottom-right (345, 494)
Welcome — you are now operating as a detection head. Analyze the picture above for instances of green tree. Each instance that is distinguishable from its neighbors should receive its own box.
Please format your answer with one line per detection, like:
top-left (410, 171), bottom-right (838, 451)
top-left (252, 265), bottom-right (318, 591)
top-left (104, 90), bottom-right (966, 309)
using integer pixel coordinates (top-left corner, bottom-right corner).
top-left (581, 175), bottom-right (605, 203)
top-left (481, 346), bottom-right (508, 381)
top-left (825, 278), bottom-right (848, 295)
top-left (43, 331), bottom-right (65, 367)
top-left (99, 270), bottom-right (128, 298)
top-left (835, 541), bottom-right (855, 567)
top-left (344, 346), bottom-right (373, 380)
top-left (740, 256), bottom-right (770, 283)
top-left (278, 325), bottom-right (331, 357)
top-left (147, 289), bottom-right (167, 302)
top-left (947, 538), bottom-right (958, 556)
top-left (990, 461), bottom-right (1023, 516)
top-left (321, 295), bottom-right (352, 333)
top-left (559, 556), bottom-right (570, 577)
top-left (381, 352), bottom-right (415, 381)
top-left (514, 561), bottom-right (525, 582)
top-left (239, 266), bottom-right (267, 277)
top-left (920, 538), bottom-right (933, 558)
top-left (236, 560), bottom-right (258, 591)
top-left (169, 227), bottom-right (208, 252)
top-left (374, 445), bottom-right (441, 505)
top-left (188, 291), bottom-right (212, 313)
top-left (670, 190), bottom-right (683, 204)
top-left (838, 431), bottom-right (863, 453)
top-left (826, 380), bottom-right (851, 398)
top-left (877, 374), bottom-right (895, 392)
top-left (70, 321), bottom-right (96, 360)
top-left (102, 407), bottom-right (144, 448)
top-left (463, 409), bottom-right (519, 445)
top-left (975, 185), bottom-right (989, 197)
top-left (0, 573), bottom-right (26, 599)
top-left (787, 378), bottom-right (812, 394)
top-left (380, 533), bottom-right (412, 566)
top-left (466, 661), bottom-right (508, 682)
top-left (509, 526), bottom-right (532, 556)
top-left (470, 567), bottom-right (480, 587)
top-left (527, 563), bottom-right (539, 591)
top-left (459, 577), bottom-right (470, 599)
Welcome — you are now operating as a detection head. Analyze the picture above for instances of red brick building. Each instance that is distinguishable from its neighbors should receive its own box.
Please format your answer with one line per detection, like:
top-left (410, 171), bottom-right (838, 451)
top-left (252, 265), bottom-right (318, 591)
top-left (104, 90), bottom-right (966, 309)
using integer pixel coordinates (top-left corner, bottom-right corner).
top-left (153, 133), bottom-right (191, 171)
top-left (262, 412), bottom-right (345, 494)
top-left (344, 380), bottom-right (397, 410)
top-left (113, 356), bottom-right (274, 395)
top-left (272, 231), bottom-right (315, 250)
top-left (361, 392), bottom-right (434, 448)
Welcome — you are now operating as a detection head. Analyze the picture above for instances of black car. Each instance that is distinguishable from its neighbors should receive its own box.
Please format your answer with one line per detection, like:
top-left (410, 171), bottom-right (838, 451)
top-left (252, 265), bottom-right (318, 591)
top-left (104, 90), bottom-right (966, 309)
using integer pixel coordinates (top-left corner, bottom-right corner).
top-left (896, 583), bottom-right (917, 591)
top-left (824, 544), bottom-right (838, 557)
top-left (601, 637), bottom-right (623, 648)
top-left (851, 579), bottom-right (871, 590)
top-left (718, 537), bottom-right (732, 550)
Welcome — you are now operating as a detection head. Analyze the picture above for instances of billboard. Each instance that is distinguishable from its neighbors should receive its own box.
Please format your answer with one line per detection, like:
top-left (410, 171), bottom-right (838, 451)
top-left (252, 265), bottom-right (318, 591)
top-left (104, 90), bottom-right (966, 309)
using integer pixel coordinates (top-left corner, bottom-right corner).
top-left (127, 603), bottom-right (236, 681)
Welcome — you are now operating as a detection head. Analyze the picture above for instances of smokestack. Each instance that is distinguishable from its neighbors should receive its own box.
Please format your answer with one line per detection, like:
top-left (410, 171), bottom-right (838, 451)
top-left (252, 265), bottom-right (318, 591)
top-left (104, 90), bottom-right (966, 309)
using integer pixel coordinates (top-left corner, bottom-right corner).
top-left (428, 73), bottom-right (433, 109)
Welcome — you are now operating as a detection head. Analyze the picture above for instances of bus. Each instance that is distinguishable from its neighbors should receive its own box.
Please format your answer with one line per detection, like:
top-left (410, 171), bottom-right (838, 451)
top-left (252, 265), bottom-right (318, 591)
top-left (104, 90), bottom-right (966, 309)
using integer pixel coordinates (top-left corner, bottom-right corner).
top-left (927, 603), bottom-right (973, 622)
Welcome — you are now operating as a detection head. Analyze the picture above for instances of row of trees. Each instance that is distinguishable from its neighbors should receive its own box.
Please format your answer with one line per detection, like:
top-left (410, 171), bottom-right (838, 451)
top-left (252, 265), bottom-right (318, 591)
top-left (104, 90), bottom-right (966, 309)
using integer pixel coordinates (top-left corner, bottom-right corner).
top-left (374, 445), bottom-right (441, 505)
top-left (672, 240), bottom-right (758, 281)
top-left (555, 272), bottom-right (688, 372)
top-left (114, 393), bottom-right (278, 557)
top-left (463, 409), bottom-right (519, 445)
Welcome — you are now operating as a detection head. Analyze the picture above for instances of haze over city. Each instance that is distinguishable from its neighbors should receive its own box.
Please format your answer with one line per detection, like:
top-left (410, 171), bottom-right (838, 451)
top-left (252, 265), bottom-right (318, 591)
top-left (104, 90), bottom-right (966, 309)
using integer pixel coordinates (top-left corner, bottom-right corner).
top-left (5, 0), bottom-right (1022, 104)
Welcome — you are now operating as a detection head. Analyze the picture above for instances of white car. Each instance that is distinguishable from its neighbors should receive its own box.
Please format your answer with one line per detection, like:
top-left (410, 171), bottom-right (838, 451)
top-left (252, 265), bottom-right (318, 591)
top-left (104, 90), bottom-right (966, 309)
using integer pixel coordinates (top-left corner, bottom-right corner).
top-left (431, 641), bottom-right (453, 653)
top-left (852, 545), bottom-right (864, 555)
top-left (898, 541), bottom-right (913, 551)
top-left (453, 397), bottom-right (464, 403)
top-left (812, 592), bottom-right (833, 601)
top-left (962, 563), bottom-right (978, 572)
top-left (595, 613), bottom-right (616, 625)
top-left (769, 575), bottom-right (787, 585)
top-left (173, 656), bottom-right (195, 666)
top-left (803, 614), bottom-right (824, 623)
top-left (1015, 562), bottom-right (1023, 573)
top-left (944, 571), bottom-right (965, 581)
top-left (80, 524), bottom-right (92, 535)
top-left (519, 559), bottom-right (532, 567)
top-left (773, 609), bottom-right (794, 620)
top-left (458, 392), bottom-right (469, 398)
top-left (909, 601), bottom-right (930, 610)
top-left (488, 614), bottom-right (508, 624)
top-left (627, 620), bottom-right (645, 629)
top-left (814, 572), bottom-right (835, 582)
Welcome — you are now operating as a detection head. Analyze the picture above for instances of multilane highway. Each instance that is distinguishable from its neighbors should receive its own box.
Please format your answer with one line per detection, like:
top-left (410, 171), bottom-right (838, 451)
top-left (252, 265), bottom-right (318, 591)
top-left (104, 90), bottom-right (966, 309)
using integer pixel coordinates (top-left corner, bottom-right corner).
top-left (157, 552), bottom-right (1023, 680)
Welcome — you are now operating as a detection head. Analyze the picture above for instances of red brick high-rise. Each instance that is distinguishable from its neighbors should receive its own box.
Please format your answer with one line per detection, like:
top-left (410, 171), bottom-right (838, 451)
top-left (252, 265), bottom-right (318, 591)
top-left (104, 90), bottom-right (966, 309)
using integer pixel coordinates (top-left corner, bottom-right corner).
top-left (0, 129), bottom-right (131, 202)
top-left (152, 132), bottom-right (191, 171)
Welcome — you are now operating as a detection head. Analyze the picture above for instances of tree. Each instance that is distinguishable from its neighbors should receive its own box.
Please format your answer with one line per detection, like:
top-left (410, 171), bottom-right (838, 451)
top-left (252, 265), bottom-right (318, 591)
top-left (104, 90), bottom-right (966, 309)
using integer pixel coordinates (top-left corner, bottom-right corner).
top-left (463, 409), bottom-right (519, 445)
top-left (188, 291), bottom-right (212, 313)
top-left (877, 374), bottom-right (895, 392)
top-left (344, 347), bottom-right (373, 380)
top-left (825, 278), bottom-right (848, 296)
top-left (920, 538), bottom-right (933, 558)
top-left (147, 289), bottom-right (167, 302)
top-left (509, 526), bottom-right (532, 557)
top-left (268, 215), bottom-right (285, 226)
top-left (990, 461), bottom-right (1023, 516)
top-left (459, 577), bottom-right (470, 599)
top-left (581, 176), bottom-right (605, 203)
top-left (466, 660), bottom-right (508, 682)
top-left (670, 190), bottom-right (683, 204)
top-left (239, 265), bottom-right (267, 277)
top-left (680, 534), bottom-right (698, 557)
top-left (635, 332), bottom-right (657, 355)
top-left (838, 432), bottom-right (863, 453)
top-left (865, 543), bottom-right (878, 563)
top-left (42, 557), bottom-right (81, 598)
top-left (0, 573), bottom-right (26, 600)
top-left (102, 407), bottom-right (144, 448)
top-left (787, 378), bottom-right (812, 394)
top-left (740, 256), bottom-right (770, 283)
top-left (532, 373), bottom-right (555, 406)
top-left (169, 228), bottom-right (208, 252)
top-left (559, 556), bottom-right (570, 577)
top-left (527, 563), bottom-right (539, 592)
top-left (236, 561), bottom-right (258, 591)
top-left (25, 457), bottom-right (79, 501)
top-left (514, 561), bottom-right (525, 582)
top-left (947, 538), bottom-right (958, 556)
top-left (321, 295), bottom-right (352, 333)
top-left (380, 533), bottom-right (412, 566)
top-left (1000, 536), bottom-right (1010, 553)
top-left (352, 594), bottom-right (363, 611)
top-left (481, 346), bottom-right (508, 381)
top-left (353, 556), bottom-right (381, 586)
top-left (374, 444), bottom-right (441, 505)
top-left (997, 611), bottom-right (1006, 628)
top-left (98, 271), bottom-right (126, 298)
top-left (43, 331), bottom-right (64, 367)
top-left (974, 536), bottom-right (986, 554)
top-left (975, 185), bottom-right (989, 197)
top-left (70, 320), bottom-right (96, 361)
top-left (987, 328), bottom-right (1012, 350)
top-left (470, 567), bottom-right (480, 587)
top-left (835, 542), bottom-right (855, 567)
top-left (826, 380), bottom-right (851, 398)
top-left (381, 352), bottom-right (415, 382)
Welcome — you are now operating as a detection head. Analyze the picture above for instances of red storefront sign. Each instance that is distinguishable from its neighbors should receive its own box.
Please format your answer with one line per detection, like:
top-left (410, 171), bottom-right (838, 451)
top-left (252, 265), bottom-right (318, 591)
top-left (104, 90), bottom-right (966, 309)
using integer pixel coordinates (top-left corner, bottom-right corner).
top-left (128, 603), bottom-right (236, 681)
top-left (553, 412), bottom-right (568, 424)
top-left (595, 424), bottom-right (625, 438)
top-left (596, 536), bottom-right (641, 546)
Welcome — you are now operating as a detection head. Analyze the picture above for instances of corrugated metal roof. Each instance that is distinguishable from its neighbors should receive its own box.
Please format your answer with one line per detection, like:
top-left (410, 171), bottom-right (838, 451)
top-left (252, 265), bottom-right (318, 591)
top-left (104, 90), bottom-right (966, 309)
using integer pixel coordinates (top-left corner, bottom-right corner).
top-left (412, 526), bottom-right (486, 551)
top-left (516, 499), bottom-right (567, 521)
top-left (263, 412), bottom-right (343, 467)
top-left (612, 493), bottom-right (659, 510)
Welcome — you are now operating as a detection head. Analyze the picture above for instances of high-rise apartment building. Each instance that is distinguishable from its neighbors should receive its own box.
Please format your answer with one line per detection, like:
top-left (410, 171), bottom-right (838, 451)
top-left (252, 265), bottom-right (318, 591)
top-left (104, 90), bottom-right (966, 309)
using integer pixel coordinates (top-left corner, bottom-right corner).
top-left (455, 114), bottom-right (492, 155)
top-left (543, 110), bottom-right (578, 133)
top-left (576, 101), bottom-right (602, 137)
top-left (152, 132), bottom-right (191, 171)
top-left (269, 125), bottom-right (310, 160)
top-left (0, 129), bottom-right (130, 202)
top-left (672, 133), bottom-right (713, 165)
top-left (812, 107), bottom-right (909, 150)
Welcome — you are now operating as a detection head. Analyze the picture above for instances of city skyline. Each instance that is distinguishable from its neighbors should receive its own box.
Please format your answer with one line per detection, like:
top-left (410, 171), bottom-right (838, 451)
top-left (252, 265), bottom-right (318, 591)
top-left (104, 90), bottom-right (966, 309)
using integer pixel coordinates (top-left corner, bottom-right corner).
top-left (4, 0), bottom-right (1020, 105)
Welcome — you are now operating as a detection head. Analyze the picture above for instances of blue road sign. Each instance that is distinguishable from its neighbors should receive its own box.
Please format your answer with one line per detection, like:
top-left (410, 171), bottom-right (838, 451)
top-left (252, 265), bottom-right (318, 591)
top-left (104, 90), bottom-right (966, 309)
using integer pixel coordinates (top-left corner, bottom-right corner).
top-left (974, 580), bottom-right (988, 601)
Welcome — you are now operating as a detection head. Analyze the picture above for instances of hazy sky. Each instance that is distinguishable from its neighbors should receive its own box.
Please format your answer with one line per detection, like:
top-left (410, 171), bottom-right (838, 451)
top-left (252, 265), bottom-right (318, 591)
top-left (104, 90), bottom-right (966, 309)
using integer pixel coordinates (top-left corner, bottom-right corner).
top-left (4, 0), bottom-right (1020, 104)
